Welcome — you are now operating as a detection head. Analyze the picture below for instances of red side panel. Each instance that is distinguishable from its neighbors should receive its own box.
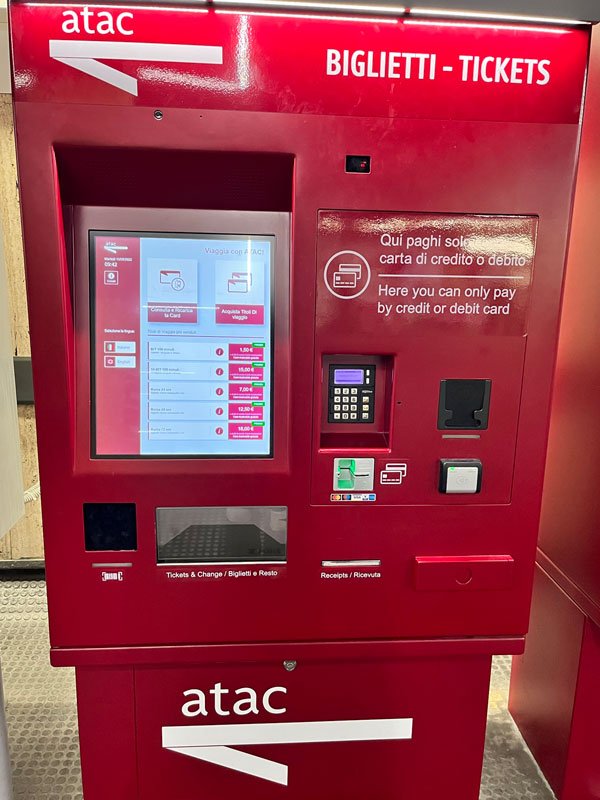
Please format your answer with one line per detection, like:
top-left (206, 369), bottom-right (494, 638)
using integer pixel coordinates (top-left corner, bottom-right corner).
top-left (536, 25), bottom-right (600, 624)
top-left (562, 621), bottom-right (600, 800)
top-left (509, 566), bottom-right (585, 797)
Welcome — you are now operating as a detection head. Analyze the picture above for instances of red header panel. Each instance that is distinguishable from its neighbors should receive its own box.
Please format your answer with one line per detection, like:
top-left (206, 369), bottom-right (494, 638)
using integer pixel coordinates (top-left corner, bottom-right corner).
top-left (10, 4), bottom-right (589, 124)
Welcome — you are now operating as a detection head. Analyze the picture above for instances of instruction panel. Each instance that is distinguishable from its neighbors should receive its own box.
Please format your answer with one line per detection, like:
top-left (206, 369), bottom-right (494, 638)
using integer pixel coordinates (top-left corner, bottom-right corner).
top-left (319, 211), bottom-right (536, 336)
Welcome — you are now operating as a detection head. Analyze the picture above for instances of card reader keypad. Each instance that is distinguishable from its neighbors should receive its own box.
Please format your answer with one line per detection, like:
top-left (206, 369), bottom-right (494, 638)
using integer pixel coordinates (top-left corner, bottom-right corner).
top-left (328, 365), bottom-right (375, 424)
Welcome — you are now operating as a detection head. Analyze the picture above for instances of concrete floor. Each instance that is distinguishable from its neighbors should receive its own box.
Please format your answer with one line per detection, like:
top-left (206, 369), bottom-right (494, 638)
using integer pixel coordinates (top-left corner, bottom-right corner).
top-left (0, 574), bottom-right (555, 799)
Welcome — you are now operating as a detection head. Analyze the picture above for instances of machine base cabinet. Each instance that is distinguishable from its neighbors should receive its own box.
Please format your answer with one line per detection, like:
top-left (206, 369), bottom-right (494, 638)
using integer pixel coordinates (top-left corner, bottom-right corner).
top-left (75, 646), bottom-right (494, 800)
top-left (510, 566), bottom-right (600, 800)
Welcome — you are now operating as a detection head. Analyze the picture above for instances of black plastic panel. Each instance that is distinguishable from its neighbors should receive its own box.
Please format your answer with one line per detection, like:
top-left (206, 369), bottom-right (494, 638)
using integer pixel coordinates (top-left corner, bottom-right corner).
top-left (345, 155), bottom-right (371, 174)
top-left (83, 503), bottom-right (137, 551)
top-left (13, 357), bottom-right (34, 404)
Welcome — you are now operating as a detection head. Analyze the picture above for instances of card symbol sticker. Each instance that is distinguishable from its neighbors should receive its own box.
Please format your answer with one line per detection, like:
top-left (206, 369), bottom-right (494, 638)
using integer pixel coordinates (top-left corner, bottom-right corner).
top-left (228, 272), bottom-right (252, 293)
top-left (104, 270), bottom-right (119, 285)
top-left (380, 463), bottom-right (408, 485)
top-left (324, 251), bottom-right (371, 299)
top-left (333, 263), bottom-right (362, 289)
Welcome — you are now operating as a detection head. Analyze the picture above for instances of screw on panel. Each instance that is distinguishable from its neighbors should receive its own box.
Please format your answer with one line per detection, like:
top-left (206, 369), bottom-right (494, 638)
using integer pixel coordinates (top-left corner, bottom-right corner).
top-left (283, 660), bottom-right (297, 672)
top-left (154, 109), bottom-right (163, 120)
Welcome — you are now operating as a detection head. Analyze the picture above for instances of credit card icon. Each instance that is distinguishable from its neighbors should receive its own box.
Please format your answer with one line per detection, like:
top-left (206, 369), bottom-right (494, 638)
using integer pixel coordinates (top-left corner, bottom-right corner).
top-left (333, 262), bottom-right (362, 289)
top-left (380, 462), bottom-right (408, 485)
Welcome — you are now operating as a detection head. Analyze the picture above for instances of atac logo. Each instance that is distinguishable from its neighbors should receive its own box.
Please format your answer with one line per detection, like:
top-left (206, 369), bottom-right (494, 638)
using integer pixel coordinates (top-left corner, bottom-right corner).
top-left (61, 6), bottom-right (134, 36)
top-left (50, 6), bottom-right (224, 96)
top-left (161, 682), bottom-right (413, 787)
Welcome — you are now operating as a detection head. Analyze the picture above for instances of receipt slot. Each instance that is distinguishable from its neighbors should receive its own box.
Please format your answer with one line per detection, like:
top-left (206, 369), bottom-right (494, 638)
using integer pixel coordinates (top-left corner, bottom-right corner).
top-left (7, 3), bottom-right (594, 799)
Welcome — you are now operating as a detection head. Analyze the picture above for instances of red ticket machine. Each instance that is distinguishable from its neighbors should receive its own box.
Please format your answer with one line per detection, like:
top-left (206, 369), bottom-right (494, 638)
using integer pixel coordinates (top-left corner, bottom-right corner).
top-left (7, 2), bottom-right (597, 798)
top-left (509, 25), bottom-right (600, 800)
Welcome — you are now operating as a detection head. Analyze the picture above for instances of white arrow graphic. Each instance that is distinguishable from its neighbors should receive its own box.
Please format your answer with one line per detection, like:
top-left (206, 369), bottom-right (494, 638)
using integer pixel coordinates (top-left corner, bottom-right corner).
top-left (162, 718), bottom-right (413, 786)
top-left (49, 40), bottom-right (224, 96)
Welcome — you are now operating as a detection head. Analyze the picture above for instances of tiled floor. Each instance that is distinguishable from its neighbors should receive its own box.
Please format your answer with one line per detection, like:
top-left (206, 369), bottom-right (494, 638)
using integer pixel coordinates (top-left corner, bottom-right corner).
top-left (0, 575), bottom-right (555, 799)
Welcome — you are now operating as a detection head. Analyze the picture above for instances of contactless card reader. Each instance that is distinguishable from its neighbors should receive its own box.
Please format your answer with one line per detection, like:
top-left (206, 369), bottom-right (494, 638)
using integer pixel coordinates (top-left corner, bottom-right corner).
top-left (439, 460), bottom-right (483, 494)
top-left (328, 364), bottom-right (376, 423)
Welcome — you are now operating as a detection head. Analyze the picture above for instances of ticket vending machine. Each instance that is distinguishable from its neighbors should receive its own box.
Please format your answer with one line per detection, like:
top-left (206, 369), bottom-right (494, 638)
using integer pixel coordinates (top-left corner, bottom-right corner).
top-left (7, 2), bottom-right (597, 798)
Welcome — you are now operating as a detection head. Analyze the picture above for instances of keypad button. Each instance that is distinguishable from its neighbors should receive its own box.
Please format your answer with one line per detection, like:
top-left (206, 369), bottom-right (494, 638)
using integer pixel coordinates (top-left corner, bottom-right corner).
top-left (342, 388), bottom-right (349, 395)
top-left (351, 388), bottom-right (358, 394)
top-left (350, 412), bottom-right (357, 420)
top-left (362, 412), bottom-right (369, 420)
top-left (350, 396), bottom-right (357, 404)
top-left (334, 387), bottom-right (341, 395)
top-left (334, 404), bottom-right (340, 412)
top-left (333, 413), bottom-right (341, 420)
top-left (342, 412), bottom-right (349, 420)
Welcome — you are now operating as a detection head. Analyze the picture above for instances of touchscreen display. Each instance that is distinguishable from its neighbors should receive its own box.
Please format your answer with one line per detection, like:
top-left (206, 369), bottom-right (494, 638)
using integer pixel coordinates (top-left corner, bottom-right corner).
top-left (91, 231), bottom-right (274, 457)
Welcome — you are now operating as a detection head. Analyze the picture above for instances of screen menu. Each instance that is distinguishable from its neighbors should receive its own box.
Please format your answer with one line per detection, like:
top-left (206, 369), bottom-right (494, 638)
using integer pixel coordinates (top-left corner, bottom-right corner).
top-left (92, 232), bottom-right (274, 457)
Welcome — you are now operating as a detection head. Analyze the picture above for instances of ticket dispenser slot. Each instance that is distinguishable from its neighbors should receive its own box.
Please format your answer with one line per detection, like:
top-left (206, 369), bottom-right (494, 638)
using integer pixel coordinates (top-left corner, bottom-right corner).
top-left (321, 355), bottom-right (392, 449)
top-left (156, 507), bottom-right (287, 564)
top-left (438, 379), bottom-right (492, 430)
